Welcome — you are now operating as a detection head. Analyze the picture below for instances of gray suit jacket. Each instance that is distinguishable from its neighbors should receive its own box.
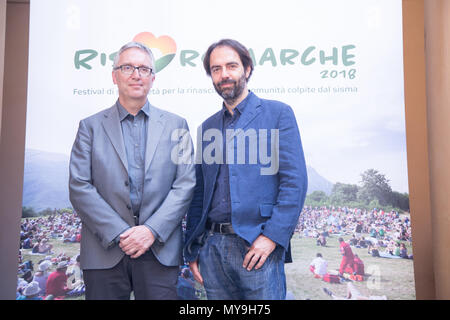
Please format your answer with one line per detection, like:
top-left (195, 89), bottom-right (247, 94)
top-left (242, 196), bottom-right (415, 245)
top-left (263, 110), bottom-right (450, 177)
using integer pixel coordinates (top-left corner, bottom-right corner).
top-left (69, 102), bottom-right (195, 270)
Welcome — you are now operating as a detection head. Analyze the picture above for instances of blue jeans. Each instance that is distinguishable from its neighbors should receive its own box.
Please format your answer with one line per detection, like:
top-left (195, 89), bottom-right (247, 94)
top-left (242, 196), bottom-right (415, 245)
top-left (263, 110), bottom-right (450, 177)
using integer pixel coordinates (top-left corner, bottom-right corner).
top-left (198, 233), bottom-right (286, 300)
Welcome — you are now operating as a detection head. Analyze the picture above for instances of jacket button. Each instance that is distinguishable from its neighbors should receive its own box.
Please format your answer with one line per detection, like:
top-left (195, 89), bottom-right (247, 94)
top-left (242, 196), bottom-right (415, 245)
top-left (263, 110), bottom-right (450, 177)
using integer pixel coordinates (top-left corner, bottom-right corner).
top-left (126, 204), bottom-right (132, 210)
top-left (125, 181), bottom-right (129, 187)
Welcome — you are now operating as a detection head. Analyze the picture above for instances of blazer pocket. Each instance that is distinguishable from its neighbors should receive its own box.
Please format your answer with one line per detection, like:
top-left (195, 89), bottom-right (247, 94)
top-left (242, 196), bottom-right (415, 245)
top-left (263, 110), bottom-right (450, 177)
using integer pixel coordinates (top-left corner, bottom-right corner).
top-left (259, 203), bottom-right (274, 218)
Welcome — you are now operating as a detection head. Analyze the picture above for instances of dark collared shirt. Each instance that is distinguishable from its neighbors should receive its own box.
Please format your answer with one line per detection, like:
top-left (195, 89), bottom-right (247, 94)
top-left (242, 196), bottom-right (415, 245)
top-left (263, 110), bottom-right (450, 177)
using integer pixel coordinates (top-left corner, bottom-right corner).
top-left (117, 100), bottom-right (150, 218)
top-left (208, 94), bottom-right (250, 224)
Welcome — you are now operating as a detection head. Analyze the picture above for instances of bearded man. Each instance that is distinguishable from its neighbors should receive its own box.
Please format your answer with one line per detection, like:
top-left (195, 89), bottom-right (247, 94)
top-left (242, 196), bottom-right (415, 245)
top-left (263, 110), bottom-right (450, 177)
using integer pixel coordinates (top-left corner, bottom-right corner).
top-left (184, 39), bottom-right (308, 300)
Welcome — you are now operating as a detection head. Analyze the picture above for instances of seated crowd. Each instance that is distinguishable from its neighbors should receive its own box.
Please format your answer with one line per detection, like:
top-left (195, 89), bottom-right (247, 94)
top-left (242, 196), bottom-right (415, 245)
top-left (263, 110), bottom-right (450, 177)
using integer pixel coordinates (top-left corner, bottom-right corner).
top-left (17, 210), bottom-right (198, 300)
top-left (296, 206), bottom-right (413, 259)
top-left (20, 211), bottom-right (82, 252)
top-left (17, 253), bottom-right (84, 300)
top-left (17, 211), bottom-right (84, 300)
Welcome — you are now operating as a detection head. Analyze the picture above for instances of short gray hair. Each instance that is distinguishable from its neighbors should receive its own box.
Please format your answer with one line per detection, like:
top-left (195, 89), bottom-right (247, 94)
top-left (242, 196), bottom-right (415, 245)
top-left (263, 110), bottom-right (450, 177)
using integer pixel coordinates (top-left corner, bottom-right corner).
top-left (113, 41), bottom-right (155, 74)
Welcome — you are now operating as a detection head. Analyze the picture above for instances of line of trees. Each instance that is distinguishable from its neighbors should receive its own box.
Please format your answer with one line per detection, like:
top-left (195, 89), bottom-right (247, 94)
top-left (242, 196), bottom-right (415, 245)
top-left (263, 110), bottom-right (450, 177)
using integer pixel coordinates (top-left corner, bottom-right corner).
top-left (305, 169), bottom-right (410, 212)
top-left (22, 207), bottom-right (73, 218)
top-left (22, 169), bottom-right (408, 217)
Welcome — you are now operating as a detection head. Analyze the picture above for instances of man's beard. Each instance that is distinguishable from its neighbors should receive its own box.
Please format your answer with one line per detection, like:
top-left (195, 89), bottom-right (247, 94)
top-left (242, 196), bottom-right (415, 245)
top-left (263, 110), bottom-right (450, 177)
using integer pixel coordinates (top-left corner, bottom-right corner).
top-left (213, 72), bottom-right (247, 105)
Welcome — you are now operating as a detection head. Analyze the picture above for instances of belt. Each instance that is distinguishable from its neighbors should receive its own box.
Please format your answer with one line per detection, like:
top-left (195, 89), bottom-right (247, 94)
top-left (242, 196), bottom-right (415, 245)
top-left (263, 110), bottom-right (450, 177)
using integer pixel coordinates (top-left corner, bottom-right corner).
top-left (206, 222), bottom-right (235, 234)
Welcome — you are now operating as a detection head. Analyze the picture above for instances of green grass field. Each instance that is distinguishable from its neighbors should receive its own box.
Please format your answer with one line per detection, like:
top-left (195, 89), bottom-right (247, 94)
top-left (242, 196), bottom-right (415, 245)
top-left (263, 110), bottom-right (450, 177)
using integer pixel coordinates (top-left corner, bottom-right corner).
top-left (21, 232), bottom-right (416, 300)
top-left (286, 235), bottom-right (416, 300)
top-left (22, 240), bottom-right (80, 269)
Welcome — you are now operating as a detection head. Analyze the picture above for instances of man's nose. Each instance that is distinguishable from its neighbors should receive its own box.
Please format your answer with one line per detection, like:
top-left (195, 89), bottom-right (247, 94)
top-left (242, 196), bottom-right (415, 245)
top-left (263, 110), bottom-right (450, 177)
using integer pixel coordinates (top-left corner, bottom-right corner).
top-left (219, 67), bottom-right (231, 79)
top-left (131, 67), bottom-right (141, 78)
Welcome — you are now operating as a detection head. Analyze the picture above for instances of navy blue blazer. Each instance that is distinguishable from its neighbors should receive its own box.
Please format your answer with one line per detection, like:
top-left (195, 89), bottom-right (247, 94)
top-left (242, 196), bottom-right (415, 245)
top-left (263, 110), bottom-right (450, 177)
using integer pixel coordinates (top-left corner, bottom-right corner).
top-left (184, 92), bottom-right (307, 262)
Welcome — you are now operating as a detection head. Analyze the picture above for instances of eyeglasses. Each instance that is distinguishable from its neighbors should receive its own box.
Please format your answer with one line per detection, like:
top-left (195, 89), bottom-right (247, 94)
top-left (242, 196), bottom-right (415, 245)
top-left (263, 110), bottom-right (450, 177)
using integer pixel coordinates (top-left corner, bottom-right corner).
top-left (114, 64), bottom-right (153, 77)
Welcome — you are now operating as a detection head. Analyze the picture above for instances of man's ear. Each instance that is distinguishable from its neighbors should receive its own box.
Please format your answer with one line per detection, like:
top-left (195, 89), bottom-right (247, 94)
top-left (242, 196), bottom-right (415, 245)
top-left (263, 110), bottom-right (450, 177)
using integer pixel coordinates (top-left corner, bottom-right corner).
top-left (245, 66), bottom-right (251, 80)
top-left (112, 70), bottom-right (117, 85)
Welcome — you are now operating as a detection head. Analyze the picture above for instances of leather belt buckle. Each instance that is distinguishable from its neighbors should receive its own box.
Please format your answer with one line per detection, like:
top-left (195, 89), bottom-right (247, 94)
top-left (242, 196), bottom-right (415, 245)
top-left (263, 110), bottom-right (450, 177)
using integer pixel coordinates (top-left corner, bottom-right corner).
top-left (218, 223), bottom-right (225, 233)
top-left (214, 222), bottom-right (234, 234)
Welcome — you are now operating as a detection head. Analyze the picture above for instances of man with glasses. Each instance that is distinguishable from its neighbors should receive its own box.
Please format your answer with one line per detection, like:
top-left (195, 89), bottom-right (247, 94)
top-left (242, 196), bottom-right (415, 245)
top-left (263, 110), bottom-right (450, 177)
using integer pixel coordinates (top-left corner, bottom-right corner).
top-left (69, 42), bottom-right (195, 299)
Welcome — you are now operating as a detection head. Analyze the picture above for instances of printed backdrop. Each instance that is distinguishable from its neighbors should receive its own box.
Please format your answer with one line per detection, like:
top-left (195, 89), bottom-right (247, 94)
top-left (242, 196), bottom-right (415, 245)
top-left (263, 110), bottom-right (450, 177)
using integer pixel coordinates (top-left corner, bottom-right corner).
top-left (23, 0), bottom-right (415, 299)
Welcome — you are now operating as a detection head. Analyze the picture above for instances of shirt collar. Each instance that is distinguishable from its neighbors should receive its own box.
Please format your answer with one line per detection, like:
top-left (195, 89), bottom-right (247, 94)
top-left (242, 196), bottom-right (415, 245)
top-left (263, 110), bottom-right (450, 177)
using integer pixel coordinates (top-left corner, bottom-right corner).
top-left (116, 100), bottom-right (150, 121)
top-left (222, 90), bottom-right (251, 117)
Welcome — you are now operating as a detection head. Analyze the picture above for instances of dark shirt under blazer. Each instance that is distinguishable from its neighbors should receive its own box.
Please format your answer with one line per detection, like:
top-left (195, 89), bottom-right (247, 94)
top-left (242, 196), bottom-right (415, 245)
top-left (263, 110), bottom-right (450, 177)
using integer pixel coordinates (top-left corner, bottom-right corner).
top-left (184, 91), bottom-right (308, 263)
top-left (208, 95), bottom-right (248, 224)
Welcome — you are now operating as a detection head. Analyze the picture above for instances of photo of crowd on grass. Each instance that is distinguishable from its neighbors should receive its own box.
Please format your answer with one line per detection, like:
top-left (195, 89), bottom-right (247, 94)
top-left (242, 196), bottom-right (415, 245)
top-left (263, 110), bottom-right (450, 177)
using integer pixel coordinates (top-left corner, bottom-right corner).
top-left (16, 167), bottom-right (414, 300)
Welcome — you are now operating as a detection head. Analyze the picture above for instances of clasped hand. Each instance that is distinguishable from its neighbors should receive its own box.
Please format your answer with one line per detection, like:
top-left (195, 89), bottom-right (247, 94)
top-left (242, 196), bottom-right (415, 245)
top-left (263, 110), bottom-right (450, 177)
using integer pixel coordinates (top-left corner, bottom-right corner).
top-left (119, 225), bottom-right (155, 259)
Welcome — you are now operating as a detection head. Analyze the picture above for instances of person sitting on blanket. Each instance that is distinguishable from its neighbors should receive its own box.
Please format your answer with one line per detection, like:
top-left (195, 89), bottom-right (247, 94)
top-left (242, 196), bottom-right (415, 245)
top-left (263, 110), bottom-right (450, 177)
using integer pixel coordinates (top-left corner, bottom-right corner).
top-left (66, 254), bottom-right (85, 296)
top-left (368, 243), bottom-right (380, 257)
top-left (18, 259), bottom-right (34, 275)
top-left (358, 237), bottom-right (368, 248)
top-left (349, 235), bottom-right (358, 246)
top-left (33, 239), bottom-right (53, 254)
top-left (16, 277), bottom-right (28, 298)
top-left (33, 260), bottom-right (51, 295)
top-left (46, 261), bottom-right (69, 298)
top-left (309, 253), bottom-right (328, 278)
top-left (21, 270), bottom-right (33, 284)
top-left (387, 240), bottom-right (396, 255)
top-left (400, 243), bottom-right (413, 259)
top-left (353, 254), bottom-right (365, 276)
top-left (31, 242), bottom-right (40, 254)
top-left (22, 235), bottom-right (33, 249)
top-left (316, 234), bottom-right (327, 247)
top-left (16, 281), bottom-right (43, 300)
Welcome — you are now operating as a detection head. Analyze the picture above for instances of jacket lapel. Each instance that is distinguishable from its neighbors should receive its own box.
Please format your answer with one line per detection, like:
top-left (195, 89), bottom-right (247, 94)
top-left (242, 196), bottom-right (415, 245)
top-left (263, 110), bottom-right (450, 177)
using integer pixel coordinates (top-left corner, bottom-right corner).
top-left (145, 104), bottom-right (165, 173)
top-left (203, 110), bottom-right (223, 169)
top-left (202, 110), bottom-right (223, 211)
top-left (227, 92), bottom-right (262, 142)
top-left (102, 105), bottom-right (128, 172)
